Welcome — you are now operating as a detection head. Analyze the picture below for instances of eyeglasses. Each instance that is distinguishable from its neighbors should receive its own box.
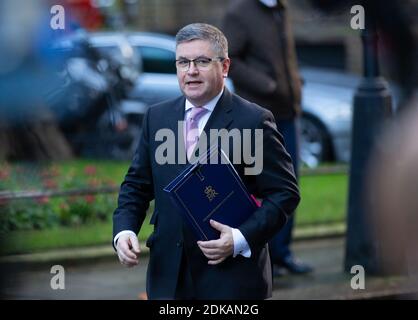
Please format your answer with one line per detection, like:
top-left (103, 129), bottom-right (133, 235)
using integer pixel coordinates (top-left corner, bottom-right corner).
top-left (175, 56), bottom-right (225, 72)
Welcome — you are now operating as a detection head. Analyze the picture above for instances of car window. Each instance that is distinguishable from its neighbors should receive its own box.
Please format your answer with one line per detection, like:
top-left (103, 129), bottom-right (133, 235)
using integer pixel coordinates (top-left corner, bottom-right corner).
top-left (136, 46), bottom-right (176, 74)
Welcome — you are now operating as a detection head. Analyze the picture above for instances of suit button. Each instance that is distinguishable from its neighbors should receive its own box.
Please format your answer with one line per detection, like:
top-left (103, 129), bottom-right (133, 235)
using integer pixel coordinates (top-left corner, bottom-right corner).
top-left (176, 241), bottom-right (183, 247)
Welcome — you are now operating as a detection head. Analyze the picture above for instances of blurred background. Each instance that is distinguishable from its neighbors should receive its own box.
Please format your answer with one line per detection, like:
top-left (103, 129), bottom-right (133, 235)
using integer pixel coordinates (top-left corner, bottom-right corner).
top-left (1, 0), bottom-right (399, 165)
top-left (0, 0), bottom-right (417, 300)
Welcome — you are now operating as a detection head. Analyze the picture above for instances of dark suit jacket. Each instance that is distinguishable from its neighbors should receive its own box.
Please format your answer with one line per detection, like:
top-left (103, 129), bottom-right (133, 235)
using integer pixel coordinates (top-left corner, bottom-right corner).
top-left (222, 0), bottom-right (302, 120)
top-left (113, 89), bottom-right (300, 299)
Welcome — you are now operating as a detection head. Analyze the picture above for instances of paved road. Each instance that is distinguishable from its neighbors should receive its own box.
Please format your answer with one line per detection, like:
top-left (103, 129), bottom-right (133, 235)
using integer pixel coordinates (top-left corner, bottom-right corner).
top-left (1, 256), bottom-right (148, 300)
top-left (1, 237), bottom-right (417, 299)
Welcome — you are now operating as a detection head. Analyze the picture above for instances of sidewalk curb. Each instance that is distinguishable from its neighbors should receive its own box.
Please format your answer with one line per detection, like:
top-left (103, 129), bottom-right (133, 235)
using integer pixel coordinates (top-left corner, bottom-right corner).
top-left (0, 244), bottom-right (150, 267)
top-left (293, 222), bottom-right (345, 241)
top-left (0, 223), bottom-right (345, 266)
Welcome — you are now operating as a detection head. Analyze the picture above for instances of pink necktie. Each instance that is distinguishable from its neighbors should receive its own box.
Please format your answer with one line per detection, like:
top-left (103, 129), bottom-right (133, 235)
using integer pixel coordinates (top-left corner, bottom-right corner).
top-left (185, 106), bottom-right (208, 161)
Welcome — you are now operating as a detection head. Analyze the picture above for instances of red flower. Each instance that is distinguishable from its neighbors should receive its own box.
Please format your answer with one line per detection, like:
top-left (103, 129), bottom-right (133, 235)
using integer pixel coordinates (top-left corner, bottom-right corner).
top-left (0, 169), bottom-right (10, 181)
top-left (88, 178), bottom-right (99, 187)
top-left (84, 165), bottom-right (97, 176)
top-left (59, 202), bottom-right (69, 210)
top-left (84, 195), bottom-right (96, 203)
top-left (41, 166), bottom-right (60, 179)
top-left (43, 179), bottom-right (58, 189)
top-left (36, 196), bottom-right (50, 205)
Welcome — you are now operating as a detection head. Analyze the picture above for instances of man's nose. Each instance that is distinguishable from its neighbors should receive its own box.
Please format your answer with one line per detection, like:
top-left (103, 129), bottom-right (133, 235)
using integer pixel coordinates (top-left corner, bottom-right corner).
top-left (187, 61), bottom-right (199, 74)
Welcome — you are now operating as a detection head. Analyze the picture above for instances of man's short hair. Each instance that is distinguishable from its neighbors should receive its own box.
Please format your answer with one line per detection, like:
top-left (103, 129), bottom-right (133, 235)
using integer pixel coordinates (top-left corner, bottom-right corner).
top-left (175, 23), bottom-right (228, 58)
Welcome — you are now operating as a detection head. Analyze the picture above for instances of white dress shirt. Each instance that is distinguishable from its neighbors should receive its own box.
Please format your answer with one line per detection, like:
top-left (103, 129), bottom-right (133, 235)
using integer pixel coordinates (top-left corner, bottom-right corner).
top-left (114, 89), bottom-right (251, 258)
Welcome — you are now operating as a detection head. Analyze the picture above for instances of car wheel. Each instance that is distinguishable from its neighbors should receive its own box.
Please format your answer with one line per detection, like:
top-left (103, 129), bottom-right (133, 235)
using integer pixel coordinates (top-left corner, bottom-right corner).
top-left (300, 115), bottom-right (332, 168)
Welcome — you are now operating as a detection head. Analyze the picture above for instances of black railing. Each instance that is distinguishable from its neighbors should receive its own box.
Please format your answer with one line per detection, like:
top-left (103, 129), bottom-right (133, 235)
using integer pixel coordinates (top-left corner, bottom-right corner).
top-left (0, 186), bottom-right (119, 202)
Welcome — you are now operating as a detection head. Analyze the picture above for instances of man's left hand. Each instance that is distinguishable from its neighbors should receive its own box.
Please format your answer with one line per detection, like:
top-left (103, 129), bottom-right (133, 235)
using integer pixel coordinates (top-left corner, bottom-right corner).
top-left (197, 219), bottom-right (234, 265)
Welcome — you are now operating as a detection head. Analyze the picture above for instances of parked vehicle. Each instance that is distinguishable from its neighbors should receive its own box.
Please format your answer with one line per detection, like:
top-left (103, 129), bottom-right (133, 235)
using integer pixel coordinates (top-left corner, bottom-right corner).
top-left (298, 67), bottom-right (358, 167)
top-left (48, 31), bottom-right (144, 159)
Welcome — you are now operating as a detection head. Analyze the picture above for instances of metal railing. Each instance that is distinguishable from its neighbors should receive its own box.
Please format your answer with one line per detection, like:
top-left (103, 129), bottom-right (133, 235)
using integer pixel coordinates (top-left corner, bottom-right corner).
top-left (0, 186), bottom-right (119, 202)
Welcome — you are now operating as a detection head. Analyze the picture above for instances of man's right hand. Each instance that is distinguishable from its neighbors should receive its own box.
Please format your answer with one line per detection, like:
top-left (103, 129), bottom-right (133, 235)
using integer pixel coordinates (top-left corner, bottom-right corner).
top-left (116, 233), bottom-right (141, 267)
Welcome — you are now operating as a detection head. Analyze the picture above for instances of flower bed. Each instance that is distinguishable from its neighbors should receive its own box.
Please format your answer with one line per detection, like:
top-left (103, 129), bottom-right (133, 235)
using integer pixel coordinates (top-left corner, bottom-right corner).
top-left (0, 162), bottom-right (121, 232)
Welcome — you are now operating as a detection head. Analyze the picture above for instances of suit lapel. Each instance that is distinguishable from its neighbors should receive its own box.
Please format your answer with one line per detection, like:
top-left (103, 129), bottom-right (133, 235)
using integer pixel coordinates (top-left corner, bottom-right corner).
top-left (202, 88), bottom-right (234, 138)
top-left (167, 96), bottom-right (186, 132)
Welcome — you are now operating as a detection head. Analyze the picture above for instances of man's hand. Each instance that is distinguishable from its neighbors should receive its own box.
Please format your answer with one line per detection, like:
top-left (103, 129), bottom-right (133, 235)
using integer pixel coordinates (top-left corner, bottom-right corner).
top-left (116, 233), bottom-right (141, 267)
top-left (197, 219), bottom-right (234, 265)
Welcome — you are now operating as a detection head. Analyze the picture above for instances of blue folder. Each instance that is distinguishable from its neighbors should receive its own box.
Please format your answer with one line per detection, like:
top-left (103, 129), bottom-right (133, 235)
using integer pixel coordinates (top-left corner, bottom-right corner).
top-left (164, 146), bottom-right (260, 241)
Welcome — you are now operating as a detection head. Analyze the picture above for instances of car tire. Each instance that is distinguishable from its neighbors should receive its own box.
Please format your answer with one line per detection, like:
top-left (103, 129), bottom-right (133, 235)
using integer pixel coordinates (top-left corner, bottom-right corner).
top-left (300, 115), bottom-right (332, 168)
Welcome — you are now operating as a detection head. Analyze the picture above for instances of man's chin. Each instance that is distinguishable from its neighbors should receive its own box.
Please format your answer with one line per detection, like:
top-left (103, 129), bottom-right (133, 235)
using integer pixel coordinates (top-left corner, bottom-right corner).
top-left (185, 93), bottom-right (205, 105)
top-left (185, 87), bottom-right (203, 96)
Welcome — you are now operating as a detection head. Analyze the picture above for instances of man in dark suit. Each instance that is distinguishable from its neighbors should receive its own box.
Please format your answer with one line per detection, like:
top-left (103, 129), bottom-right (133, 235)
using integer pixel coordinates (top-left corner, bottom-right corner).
top-left (222, 0), bottom-right (313, 275)
top-left (113, 23), bottom-right (300, 299)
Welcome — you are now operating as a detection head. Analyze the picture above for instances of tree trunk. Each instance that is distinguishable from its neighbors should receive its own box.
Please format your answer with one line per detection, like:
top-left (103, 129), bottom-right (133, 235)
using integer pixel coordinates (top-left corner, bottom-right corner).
top-left (0, 116), bottom-right (73, 162)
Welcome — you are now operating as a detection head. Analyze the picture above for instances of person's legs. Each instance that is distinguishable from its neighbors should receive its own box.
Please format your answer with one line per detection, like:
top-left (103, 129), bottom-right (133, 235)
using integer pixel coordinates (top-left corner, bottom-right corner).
top-left (269, 119), bottom-right (298, 261)
top-left (269, 118), bottom-right (313, 274)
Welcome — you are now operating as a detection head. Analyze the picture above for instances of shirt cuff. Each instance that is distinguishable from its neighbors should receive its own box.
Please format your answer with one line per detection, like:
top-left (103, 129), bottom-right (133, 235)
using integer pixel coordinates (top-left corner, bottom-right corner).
top-left (113, 230), bottom-right (137, 248)
top-left (231, 228), bottom-right (251, 258)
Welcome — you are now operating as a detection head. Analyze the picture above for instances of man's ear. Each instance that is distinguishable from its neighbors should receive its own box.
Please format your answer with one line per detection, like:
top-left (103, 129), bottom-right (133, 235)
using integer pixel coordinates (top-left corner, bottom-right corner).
top-left (223, 57), bottom-right (231, 77)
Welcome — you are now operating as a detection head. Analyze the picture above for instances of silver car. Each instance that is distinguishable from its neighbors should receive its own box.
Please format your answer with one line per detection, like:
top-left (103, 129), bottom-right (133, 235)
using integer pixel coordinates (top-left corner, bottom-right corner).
top-left (299, 67), bottom-right (358, 167)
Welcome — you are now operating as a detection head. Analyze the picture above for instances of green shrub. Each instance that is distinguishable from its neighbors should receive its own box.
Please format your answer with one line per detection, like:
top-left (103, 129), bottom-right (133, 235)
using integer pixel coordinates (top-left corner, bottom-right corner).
top-left (0, 162), bottom-right (119, 233)
top-left (0, 199), bottom-right (58, 232)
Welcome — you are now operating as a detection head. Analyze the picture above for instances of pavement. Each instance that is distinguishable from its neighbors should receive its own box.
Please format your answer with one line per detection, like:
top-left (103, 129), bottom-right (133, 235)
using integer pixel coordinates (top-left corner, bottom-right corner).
top-left (1, 231), bottom-right (418, 300)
